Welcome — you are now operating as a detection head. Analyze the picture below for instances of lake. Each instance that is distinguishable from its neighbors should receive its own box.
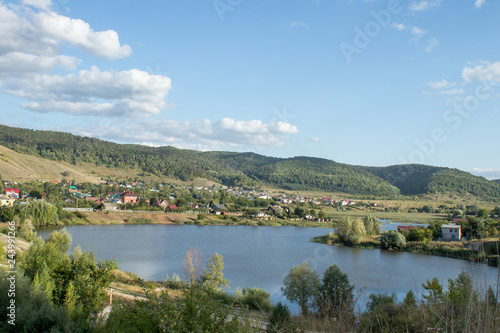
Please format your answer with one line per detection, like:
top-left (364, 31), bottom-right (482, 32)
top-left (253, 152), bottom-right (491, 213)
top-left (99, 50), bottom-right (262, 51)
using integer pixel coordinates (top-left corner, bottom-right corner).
top-left (38, 224), bottom-right (499, 313)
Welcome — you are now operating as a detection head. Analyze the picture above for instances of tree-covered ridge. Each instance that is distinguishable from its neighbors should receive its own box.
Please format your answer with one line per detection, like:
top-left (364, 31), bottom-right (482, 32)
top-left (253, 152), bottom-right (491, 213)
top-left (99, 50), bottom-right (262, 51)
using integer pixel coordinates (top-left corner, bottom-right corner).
top-left (1, 124), bottom-right (499, 199)
top-left (244, 157), bottom-right (400, 196)
top-left (364, 164), bottom-right (500, 199)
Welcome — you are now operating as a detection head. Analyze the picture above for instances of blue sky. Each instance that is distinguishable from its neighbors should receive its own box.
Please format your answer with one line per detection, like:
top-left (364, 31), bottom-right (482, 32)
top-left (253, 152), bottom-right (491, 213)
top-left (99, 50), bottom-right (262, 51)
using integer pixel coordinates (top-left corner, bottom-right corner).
top-left (0, 0), bottom-right (499, 179)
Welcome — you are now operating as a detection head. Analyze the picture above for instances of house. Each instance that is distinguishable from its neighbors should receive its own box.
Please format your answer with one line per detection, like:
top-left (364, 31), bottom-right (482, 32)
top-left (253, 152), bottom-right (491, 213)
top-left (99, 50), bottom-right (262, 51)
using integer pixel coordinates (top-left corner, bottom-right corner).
top-left (212, 204), bottom-right (227, 211)
top-left (68, 186), bottom-right (79, 193)
top-left (442, 223), bottom-right (461, 241)
top-left (167, 205), bottom-right (178, 212)
top-left (249, 211), bottom-right (270, 220)
top-left (121, 191), bottom-right (138, 204)
top-left (452, 218), bottom-right (467, 223)
top-left (4, 188), bottom-right (20, 199)
top-left (0, 194), bottom-right (15, 207)
top-left (154, 199), bottom-right (169, 209)
top-left (103, 203), bottom-right (120, 211)
top-left (63, 198), bottom-right (75, 204)
top-left (341, 200), bottom-right (349, 206)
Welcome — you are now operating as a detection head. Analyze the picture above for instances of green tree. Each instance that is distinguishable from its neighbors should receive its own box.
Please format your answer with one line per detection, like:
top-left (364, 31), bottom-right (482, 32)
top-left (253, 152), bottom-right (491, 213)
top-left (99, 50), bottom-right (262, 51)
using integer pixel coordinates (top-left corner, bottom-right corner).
top-left (317, 264), bottom-right (355, 318)
top-left (19, 199), bottom-right (59, 227)
top-left (281, 262), bottom-right (320, 316)
top-left (477, 208), bottom-right (490, 218)
top-left (267, 302), bottom-right (293, 333)
top-left (336, 217), bottom-right (366, 245)
top-left (426, 221), bottom-right (443, 239)
top-left (0, 174), bottom-right (4, 194)
top-left (380, 230), bottom-right (406, 249)
top-left (366, 292), bottom-right (397, 313)
top-left (363, 214), bottom-right (380, 235)
top-left (201, 253), bottom-right (229, 293)
top-left (422, 277), bottom-right (444, 303)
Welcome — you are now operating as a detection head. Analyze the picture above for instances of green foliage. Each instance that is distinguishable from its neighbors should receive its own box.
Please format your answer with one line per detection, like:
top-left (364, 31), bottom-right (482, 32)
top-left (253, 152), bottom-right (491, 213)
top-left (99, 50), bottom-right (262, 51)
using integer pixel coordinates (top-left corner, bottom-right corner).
top-left (367, 292), bottom-right (398, 313)
top-left (19, 233), bottom-right (117, 313)
top-left (281, 262), bottom-right (320, 316)
top-left (103, 286), bottom-right (255, 332)
top-left (267, 302), bottom-right (293, 333)
top-left (422, 277), bottom-right (444, 303)
top-left (19, 199), bottom-right (59, 227)
top-left (335, 217), bottom-right (366, 245)
top-left (426, 221), bottom-right (443, 239)
top-left (201, 253), bottom-right (229, 293)
top-left (317, 264), bottom-right (355, 318)
top-left (239, 287), bottom-right (274, 312)
top-left (0, 206), bottom-right (14, 222)
top-left (406, 227), bottom-right (433, 242)
top-left (363, 214), bottom-right (380, 235)
top-left (380, 230), bottom-right (406, 249)
top-left (365, 164), bottom-right (500, 199)
top-left (0, 239), bottom-right (5, 259)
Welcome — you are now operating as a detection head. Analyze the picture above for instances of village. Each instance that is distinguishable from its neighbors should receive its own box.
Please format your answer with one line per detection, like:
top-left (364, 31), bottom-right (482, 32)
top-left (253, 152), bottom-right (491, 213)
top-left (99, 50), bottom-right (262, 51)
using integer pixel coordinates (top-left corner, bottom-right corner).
top-left (0, 178), bottom-right (362, 222)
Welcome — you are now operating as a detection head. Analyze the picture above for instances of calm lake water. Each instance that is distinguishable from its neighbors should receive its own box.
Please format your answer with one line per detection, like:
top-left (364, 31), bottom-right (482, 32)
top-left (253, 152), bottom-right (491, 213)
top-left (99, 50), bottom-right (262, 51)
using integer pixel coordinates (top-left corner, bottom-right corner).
top-left (38, 224), bottom-right (499, 313)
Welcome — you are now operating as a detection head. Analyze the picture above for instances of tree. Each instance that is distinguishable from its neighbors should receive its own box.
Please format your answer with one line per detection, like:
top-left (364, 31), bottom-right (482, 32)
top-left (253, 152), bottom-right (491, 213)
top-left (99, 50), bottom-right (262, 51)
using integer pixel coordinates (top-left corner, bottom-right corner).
top-left (336, 217), bottom-right (366, 245)
top-left (380, 230), bottom-right (406, 249)
top-left (477, 208), bottom-right (490, 218)
top-left (201, 253), bottom-right (229, 293)
top-left (267, 302), bottom-right (293, 333)
top-left (0, 173), bottom-right (4, 194)
top-left (317, 264), bottom-right (355, 318)
top-left (426, 221), bottom-right (443, 239)
top-left (19, 199), bottom-right (58, 227)
top-left (422, 277), bottom-right (444, 303)
top-left (366, 292), bottom-right (397, 313)
top-left (183, 247), bottom-right (202, 285)
top-left (363, 214), bottom-right (380, 235)
top-left (281, 262), bottom-right (320, 316)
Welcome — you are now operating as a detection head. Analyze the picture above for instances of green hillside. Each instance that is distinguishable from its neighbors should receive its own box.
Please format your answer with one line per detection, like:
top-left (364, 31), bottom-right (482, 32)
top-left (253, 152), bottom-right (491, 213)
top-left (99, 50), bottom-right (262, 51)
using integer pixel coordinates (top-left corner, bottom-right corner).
top-left (364, 164), bottom-right (500, 199)
top-left (1, 124), bottom-right (499, 199)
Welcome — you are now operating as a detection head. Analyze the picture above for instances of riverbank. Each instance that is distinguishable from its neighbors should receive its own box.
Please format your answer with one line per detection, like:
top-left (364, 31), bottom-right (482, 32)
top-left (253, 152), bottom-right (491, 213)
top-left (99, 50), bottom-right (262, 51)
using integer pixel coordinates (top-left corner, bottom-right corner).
top-left (48, 210), bottom-right (336, 228)
top-left (311, 232), bottom-right (500, 267)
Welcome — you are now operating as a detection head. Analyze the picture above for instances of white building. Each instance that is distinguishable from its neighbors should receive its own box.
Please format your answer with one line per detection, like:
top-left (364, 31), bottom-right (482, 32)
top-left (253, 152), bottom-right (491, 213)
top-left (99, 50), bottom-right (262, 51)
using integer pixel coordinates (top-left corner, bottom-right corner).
top-left (442, 223), bottom-right (461, 241)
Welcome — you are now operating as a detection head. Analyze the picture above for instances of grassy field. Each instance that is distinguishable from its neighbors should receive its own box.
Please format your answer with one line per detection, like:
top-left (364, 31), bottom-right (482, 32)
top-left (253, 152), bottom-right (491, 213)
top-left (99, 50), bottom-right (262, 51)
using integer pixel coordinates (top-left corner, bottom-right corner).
top-left (324, 209), bottom-right (447, 224)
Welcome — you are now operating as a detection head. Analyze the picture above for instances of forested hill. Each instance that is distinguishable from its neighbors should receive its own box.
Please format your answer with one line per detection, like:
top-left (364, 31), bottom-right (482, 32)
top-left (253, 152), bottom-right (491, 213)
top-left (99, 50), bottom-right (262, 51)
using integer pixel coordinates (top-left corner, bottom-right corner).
top-left (494, 179), bottom-right (500, 184)
top-left (1, 124), bottom-right (499, 199)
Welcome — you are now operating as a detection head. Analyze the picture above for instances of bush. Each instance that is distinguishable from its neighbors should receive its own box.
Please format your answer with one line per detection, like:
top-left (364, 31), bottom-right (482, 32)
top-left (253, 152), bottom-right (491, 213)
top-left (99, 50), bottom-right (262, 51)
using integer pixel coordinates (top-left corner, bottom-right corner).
top-left (239, 288), bottom-right (274, 312)
top-left (380, 230), bottom-right (406, 250)
top-left (267, 302), bottom-right (292, 332)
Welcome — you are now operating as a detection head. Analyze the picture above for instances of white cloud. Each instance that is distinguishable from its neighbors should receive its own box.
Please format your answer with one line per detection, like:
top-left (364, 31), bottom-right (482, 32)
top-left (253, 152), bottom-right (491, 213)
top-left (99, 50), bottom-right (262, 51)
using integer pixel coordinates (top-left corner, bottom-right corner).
top-left (311, 137), bottom-right (320, 142)
top-left (475, 0), bottom-right (486, 9)
top-left (423, 88), bottom-right (464, 95)
top-left (425, 38), bottom-right (439, 52)
top-left (462, 61), bottom-right (500, 82)
top-left (409, 0), bottom-right (442, 11)
top-left (426, 79), bottom-right (456, 89)
top-left (0, 2), bottom-right (131, 59)
top-left (4, 66), bottom-right (172, 117)
top-left (0, 51), bottom-right (80, 76)
top-left (468, 168), bottom-right (500, 180)
top-left (21, 0), bottom-right (52, 11)
top-left (390, 23), bottom-right (427, 41)
top-left (79, 118), bottom-right (299, 150)
top-left (36, 11), bottom-right (132, 59)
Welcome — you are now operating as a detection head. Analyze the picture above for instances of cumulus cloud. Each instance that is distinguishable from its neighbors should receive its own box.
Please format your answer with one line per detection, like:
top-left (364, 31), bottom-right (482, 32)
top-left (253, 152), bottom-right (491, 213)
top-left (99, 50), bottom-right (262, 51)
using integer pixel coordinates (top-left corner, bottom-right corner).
top-left (36, 11), bottom-right (132, 59)
top-left (0, 2), bottom-right (131, 59)
top-left (3, 66), bottom-right (172, 117)
top-left (79, 118), bottom-right (299, 150)
top-left (0, 52), bottom-right (80, 75)
top-left (462, 61), bottom-right (500, 82)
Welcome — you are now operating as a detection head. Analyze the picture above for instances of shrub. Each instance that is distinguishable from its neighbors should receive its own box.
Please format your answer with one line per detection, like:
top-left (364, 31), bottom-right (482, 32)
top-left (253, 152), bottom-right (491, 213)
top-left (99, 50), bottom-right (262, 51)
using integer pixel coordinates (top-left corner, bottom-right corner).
top-left (267, 302), bottom-right (292, 332)
top-left (380, 230), bottom-right (406, 250)
top-left (240, 288), bottom-right (274, 312)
